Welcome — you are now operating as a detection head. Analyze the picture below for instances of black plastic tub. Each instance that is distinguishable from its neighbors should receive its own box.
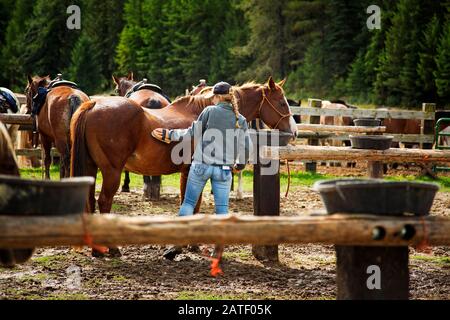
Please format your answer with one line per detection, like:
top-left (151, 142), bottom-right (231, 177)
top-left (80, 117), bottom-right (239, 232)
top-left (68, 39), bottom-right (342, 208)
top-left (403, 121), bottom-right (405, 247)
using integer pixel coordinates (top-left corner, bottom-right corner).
top-left (350, 135), bottom-right (394, 150)
top-left (353, 118), bottom-right (382, 127)
top-left (0, 175), bottom-right (94, 267)
top-left (313, 179), bottom-right (439, 216)
top-left (248, 129), bottom-right (294, 147)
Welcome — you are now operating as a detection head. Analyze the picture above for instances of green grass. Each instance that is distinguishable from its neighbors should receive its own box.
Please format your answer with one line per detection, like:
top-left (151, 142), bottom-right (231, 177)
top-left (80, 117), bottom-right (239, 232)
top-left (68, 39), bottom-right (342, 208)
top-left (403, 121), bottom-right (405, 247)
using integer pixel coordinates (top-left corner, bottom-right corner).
top-left (385, 175), bottom-right (450, 192)
top-left (411, 255), bottom-right (450, 266)
top-left (19, 165), bottom-right (450, 193)
top-left (32, 255), bottom-right (66, 268)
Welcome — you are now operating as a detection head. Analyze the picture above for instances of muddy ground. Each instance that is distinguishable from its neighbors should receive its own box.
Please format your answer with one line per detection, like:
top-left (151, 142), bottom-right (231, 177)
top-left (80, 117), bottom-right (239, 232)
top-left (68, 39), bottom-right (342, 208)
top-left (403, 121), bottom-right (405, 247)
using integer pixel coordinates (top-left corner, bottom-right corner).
top-left (1, 164), bottom-right (449, 300)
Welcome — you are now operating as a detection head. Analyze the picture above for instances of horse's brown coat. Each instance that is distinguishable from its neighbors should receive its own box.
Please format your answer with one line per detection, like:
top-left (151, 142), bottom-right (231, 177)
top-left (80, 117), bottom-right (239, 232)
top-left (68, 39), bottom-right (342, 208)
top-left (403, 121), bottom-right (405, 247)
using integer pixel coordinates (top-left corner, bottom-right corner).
top-left (25, 76), bottom-right (90, 178)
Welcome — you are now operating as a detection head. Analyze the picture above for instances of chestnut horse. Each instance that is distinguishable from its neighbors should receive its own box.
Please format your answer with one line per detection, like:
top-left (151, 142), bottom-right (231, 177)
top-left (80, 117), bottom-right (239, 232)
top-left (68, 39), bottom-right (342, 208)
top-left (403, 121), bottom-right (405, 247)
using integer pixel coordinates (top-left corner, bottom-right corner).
top-left (71, 77), bottom-right (297, 256)
top-left (25, 75), bottom-right (90, 178)
top-left (112, 73), bottom-right (171, 194)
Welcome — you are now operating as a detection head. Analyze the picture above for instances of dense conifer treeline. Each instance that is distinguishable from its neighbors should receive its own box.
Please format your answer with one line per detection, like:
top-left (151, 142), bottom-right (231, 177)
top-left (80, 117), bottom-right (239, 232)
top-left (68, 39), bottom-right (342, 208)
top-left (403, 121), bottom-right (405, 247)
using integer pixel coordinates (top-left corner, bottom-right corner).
top-left (0, 0), bottom-right (448, 107)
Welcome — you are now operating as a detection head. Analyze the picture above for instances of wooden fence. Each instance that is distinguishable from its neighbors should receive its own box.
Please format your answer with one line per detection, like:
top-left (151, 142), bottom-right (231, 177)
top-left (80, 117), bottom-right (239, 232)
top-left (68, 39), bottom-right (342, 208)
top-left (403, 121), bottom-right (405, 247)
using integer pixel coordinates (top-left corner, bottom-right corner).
top-left (291, 99), bottom-right (437, 145)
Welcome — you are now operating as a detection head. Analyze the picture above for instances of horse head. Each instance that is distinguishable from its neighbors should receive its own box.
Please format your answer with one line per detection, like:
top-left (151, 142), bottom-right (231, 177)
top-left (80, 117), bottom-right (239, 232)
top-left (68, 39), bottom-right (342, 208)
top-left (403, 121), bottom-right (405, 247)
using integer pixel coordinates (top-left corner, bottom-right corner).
top-left (25, 75), bottom-right (51, 114)
top-left (235, 77), bottom-right (297, 140)
top-left (112, 72), bottom-right (135, 97)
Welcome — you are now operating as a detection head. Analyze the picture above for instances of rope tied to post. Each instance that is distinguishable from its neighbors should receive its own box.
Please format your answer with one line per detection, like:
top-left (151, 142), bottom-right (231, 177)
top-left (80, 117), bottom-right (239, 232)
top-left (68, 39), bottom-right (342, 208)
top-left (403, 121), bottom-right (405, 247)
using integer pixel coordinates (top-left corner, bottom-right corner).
top-left (415, 216), bottom-right (432, 254)
top-left (81, 213), bottom-right (108, 254)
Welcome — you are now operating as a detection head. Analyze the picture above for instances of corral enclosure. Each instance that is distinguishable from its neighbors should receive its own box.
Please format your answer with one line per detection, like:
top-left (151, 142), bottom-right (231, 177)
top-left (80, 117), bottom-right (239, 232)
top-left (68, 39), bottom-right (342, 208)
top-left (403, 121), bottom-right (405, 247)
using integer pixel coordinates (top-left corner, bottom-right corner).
top-left (1, 163), bottom-right (449, 300)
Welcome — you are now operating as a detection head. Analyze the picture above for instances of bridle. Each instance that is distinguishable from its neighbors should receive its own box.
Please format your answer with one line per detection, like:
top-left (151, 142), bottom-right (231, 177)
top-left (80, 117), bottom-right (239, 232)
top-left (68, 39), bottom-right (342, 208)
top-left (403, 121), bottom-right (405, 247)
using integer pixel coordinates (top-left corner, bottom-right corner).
top-left (256, 87), bottom-right (292, 129)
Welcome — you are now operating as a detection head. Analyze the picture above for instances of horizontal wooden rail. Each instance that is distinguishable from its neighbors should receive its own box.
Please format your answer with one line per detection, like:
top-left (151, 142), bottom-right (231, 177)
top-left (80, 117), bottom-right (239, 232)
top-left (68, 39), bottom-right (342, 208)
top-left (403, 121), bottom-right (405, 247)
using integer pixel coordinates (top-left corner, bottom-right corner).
top-left (263, 145), bottom-right (450, 163)
top-left (296, 133), bottom-right (435, 144)
top-left (298, 124), bottom-right (386, 134)
top-left (290, 107), bottom-right (435, 120)
top-left (15, 148), bottom-right (59, 157)
top-left (0, 114), bottom-right (33, 125)
top-left (0, 214), bottom-right (449, 248)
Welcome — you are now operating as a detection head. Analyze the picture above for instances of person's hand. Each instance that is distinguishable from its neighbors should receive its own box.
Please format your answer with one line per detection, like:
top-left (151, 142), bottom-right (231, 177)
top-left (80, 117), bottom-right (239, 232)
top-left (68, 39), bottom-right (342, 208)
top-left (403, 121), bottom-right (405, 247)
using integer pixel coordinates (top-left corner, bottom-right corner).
top-left (151, 128), bottom-right (172, 144)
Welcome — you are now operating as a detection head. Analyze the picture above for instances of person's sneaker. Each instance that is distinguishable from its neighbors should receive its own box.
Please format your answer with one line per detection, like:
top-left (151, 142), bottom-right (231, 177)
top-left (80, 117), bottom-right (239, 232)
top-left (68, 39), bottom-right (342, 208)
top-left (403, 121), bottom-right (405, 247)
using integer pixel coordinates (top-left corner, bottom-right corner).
top-left (162, 246), bottom-right (183, 260)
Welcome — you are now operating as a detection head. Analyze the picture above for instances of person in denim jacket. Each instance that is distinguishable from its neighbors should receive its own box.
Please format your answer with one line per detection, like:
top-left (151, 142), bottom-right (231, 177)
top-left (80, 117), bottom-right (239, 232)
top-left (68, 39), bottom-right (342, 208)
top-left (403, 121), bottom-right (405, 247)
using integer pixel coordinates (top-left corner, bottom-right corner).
top-left (152, 82), bottom-right (252, 260)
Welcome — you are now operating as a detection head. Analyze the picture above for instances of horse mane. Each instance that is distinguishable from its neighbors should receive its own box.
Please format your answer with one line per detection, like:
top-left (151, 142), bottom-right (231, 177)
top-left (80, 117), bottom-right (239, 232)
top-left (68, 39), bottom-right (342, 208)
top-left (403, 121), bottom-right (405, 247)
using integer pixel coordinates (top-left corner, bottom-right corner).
top-left (170, 81), bottom-right (279, 114)
top-left (171, 95), bottom-right (214, 114)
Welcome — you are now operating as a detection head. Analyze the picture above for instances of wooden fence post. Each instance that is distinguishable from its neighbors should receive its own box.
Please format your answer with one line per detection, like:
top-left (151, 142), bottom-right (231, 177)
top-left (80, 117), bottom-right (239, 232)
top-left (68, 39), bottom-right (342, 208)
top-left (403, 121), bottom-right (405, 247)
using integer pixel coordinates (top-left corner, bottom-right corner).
top-left (252, 130), bottom-right (280, 263)
top-left (421, 103), bottom-right (436, 150)
top-left (305, 99), bottom-right (322, 173)
top-left (337, 142), bottom-right (408, 300)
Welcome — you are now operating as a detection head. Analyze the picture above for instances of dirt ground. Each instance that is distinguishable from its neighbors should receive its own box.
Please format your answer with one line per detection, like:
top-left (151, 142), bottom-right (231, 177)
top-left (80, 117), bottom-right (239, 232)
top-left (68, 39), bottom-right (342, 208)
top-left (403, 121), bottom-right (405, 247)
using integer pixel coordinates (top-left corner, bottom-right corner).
top-left (1, 164), bottom-right (449, 300)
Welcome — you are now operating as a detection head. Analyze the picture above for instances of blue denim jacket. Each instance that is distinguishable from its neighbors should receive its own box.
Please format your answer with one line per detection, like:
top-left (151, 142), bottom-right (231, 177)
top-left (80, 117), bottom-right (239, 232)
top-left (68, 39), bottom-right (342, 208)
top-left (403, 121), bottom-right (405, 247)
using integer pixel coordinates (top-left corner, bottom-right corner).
top-left (170, 102), bottom-right (252, 166)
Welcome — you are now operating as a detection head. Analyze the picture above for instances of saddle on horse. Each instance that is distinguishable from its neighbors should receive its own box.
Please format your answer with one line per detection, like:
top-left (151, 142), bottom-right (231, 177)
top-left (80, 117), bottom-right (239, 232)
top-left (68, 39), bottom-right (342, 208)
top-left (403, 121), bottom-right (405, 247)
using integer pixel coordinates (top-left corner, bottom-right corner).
top-left (31, 74), bottom-right (80, 147)
top-left (125, 78), bottom-right (171, 103)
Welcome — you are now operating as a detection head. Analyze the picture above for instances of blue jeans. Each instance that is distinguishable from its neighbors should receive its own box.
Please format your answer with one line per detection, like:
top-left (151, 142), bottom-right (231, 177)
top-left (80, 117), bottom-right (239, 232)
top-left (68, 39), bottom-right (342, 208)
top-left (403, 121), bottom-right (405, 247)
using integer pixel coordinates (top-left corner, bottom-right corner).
top-left (179, 163), bottom-right (233, 216)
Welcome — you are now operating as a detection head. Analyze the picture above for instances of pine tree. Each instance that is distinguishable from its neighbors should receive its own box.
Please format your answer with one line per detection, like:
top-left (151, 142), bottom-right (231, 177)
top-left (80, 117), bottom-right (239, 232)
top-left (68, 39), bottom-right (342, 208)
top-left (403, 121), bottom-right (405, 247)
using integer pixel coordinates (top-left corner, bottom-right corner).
top-left (82, 0), bottom-right (125, 90)
top-left (67, 34), bottom-right (103, 95)
top-left (234, 0), bottom-right (288, 82)
top-left (434, 19), bottom-right (450, 103)
top-left (116, 0), bottom-right (145, 77)
top-left (418, 16), bottom-right (441, 102)
top-left (0, 0), bottom-right (35, 89)
top-left (19, 0), bottom-right (82, 78)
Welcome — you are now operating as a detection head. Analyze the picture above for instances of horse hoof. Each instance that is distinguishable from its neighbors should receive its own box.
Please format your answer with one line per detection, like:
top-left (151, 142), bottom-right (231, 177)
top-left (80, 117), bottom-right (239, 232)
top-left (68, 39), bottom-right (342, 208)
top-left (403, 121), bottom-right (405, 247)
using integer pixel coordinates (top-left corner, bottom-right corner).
top-left (121, 187), bottom-right (130, 193)
top-left (163, 246), bottom-right (183, 260)
top-left (108, 248), bottom-right (122, 258)
top-left (92, 249), bottom-right (106, 258)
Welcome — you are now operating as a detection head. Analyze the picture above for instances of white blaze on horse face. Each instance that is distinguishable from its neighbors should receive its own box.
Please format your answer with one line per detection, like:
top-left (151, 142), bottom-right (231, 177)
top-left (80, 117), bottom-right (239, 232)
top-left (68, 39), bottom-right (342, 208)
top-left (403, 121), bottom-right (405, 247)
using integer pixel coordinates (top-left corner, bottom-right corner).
top-left (289, 116), bottom-right (298, 139)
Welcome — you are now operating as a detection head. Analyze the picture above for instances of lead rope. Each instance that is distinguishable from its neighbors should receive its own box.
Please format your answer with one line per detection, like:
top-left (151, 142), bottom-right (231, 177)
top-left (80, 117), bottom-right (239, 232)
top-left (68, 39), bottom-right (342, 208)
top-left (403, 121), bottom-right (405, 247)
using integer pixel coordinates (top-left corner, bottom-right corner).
top-left (81, 213), bottom-right (109, 254)
top-left (285, 161), bottom-right (291, 198)
top-left (416, 216), bottom-right (432, 254)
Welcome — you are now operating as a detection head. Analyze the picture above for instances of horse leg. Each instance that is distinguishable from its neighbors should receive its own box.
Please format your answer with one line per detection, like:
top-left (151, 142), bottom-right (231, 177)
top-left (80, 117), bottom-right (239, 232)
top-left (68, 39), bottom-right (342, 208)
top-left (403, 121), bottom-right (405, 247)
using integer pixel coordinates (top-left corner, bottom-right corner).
top-left (96, 168), bottom-right (122, 257)
top-left (122, 171), bottom-right (130, 193)
top-left (237, 171), bottom-right (244, 200)
top-left (40, 134), bottom-right (52, 179)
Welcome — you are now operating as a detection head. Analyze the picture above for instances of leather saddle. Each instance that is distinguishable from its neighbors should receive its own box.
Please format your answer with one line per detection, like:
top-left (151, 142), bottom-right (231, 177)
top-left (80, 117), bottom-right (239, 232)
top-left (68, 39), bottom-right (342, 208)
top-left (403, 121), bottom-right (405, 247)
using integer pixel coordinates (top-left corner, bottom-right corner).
top-left (125, 79), bottom-right (170, 102)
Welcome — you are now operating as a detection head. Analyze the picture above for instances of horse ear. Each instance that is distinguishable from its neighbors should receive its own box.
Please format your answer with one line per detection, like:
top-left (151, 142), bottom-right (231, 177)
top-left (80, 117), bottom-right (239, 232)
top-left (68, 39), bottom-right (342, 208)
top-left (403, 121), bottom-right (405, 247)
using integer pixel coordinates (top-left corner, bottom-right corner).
top-left (278, 78), bottom-right (286, 88)
top-left (112, 75), bottom-right (120, 85)
top-left (27, 75), bottom-right (33, 85)
top-left (267, 76), bottom-right (277, 91)
top-left (127, 72), bottom-right (134, 81)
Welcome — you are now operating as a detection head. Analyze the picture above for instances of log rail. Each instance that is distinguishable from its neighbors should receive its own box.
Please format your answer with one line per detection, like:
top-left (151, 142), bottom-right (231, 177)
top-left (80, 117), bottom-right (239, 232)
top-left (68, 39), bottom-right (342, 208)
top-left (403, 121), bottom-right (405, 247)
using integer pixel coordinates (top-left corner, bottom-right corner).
top-left (0, 214), bottom-right (449, 248)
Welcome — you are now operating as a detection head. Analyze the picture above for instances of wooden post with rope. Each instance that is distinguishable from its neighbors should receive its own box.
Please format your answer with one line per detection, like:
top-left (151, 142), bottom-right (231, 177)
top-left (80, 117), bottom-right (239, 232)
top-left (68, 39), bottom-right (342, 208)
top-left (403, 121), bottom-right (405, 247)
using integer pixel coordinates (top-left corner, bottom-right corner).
top-left (419, 103), bottom-right (437, 178)
top-left (305, 99), bottom-right (322, 173)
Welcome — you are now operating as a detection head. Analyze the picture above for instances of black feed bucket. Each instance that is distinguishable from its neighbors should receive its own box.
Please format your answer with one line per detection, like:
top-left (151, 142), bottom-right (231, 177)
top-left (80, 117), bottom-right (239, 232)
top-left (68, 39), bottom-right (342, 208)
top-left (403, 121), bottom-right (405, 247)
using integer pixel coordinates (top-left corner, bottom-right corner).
top-left (0, 175), bottom-right (94, 267)
top-left (313, 179), bottom-right (439, 217)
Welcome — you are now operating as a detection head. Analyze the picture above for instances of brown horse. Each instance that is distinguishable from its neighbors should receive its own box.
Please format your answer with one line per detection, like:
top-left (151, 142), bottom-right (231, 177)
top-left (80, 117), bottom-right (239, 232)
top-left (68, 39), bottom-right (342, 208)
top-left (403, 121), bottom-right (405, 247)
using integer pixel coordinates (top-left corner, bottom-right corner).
top-left (25, 75), bottom-right (90, 179)
top-left (112, 73), bottom-right (171, 194)
top-left (71, 77), bottom-right (297, 256)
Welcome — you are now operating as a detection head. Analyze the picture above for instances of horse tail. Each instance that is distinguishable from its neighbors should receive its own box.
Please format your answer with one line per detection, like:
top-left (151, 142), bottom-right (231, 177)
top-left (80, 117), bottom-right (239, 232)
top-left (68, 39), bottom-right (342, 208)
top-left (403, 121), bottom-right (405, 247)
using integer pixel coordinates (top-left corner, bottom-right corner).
top-left (70, 101), bottom-right (96, 177)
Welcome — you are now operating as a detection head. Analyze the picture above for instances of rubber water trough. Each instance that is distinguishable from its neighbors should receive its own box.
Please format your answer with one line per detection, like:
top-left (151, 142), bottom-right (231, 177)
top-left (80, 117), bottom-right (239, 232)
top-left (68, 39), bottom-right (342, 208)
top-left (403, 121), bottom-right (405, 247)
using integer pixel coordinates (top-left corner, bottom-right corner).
top-left (313, 179), bottom-right (439, 216)
top-left (353, 118), bottom-right (382, 127)
top-left (350, 135), bottom-right (394, 150)
top-left (0, 175), bottom-right (94, 267)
